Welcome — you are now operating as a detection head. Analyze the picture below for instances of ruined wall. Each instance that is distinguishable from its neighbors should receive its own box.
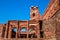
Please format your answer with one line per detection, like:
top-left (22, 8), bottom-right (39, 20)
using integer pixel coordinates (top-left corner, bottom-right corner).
top-left (0, 0), bottom-right (60, 40)
top-left (0, 24), bottom-right (4, 38)
top-left (43, 17), bottom-right (56, 40)
top-left (42, 0), bottom-right (60, 20)
top-left (43, 10), bottom-right (60, 40)
top-left (55, 10), bottom-right (60, 40)
top-left (0, 20), bottom-right (40, 40)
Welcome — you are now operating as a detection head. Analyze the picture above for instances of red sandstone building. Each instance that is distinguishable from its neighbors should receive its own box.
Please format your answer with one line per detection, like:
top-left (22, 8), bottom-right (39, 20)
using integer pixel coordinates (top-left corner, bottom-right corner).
top-left (0, 0), bottom-right (60, 40)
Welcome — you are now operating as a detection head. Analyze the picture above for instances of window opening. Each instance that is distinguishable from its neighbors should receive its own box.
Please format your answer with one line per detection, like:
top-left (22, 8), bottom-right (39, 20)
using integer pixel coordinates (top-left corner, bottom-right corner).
top-left (40, 31), bottom-right (44, 38)
top-left (32, 13), bottom-right (35, 17)
top-left (20, 27), bottom-right (27, 32)
top-left (11, 27), bottom-right (17, 38)
top-left (39, 21), bottom-right (43, 30)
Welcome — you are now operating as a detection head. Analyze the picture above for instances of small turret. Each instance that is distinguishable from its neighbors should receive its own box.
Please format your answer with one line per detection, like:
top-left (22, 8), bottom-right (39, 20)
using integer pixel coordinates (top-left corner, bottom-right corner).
top-left (30, 6), bottom-right (40, 21)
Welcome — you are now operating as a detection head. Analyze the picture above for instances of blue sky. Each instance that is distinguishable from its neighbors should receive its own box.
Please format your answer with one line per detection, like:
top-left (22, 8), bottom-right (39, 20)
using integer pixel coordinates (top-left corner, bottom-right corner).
top-left (0, 0), bottom-right (50, 24)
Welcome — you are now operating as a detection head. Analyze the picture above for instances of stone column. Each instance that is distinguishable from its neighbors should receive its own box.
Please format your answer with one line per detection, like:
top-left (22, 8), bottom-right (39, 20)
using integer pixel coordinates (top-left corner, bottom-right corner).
top-left (16, 21), bottom-right (19, 38)
top-left (27, 21), bottom-right (28, 39)
top-left (8, 25), bottom-right (12, 38)
top-left (36, 23), bottom-right (40, 40)
top-left (16, 27), bottom-right (18, 38)
top-left (0, 24), bottom-right (4, 38)
top-left (4, 24), bottom-right (8, 38)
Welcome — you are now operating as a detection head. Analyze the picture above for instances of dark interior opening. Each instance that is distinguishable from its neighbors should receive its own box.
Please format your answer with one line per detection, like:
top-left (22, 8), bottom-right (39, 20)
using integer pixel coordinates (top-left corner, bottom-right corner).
top-left (11, 28), bottom-right (16, 38)
top-left (19, 34), bottom-right (27, 38)
top-left (40, 31), bottom-right (44, 38)
top-left (2, 27), bottom-right (6, 38)
top-left (31, 7), bottom-right (35, 10)
top-left (28, 34), bottom-right (37, 38)
top-left (39, 21), bottom-right (43, 30)
top-left (33, 13), bottom-right (35, 17)
top-left (31, 7), bottom-right (34, 9)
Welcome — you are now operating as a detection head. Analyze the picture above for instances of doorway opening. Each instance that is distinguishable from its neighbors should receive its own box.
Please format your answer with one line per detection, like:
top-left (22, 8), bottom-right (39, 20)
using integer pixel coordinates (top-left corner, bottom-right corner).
top-left (39, 21), bottom-right (43, 30)
top-left (28, 34), bottom-right (37, 38)
top-left (40, 31), bottom-right (44, 38)
top-left (19, 34), bottom-right (27, 38)
top-left (11, 27), bottom-right (17, 38)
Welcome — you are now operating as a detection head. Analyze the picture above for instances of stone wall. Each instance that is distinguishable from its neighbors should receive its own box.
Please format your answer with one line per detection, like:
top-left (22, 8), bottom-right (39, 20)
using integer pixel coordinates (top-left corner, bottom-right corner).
top-left (55, 10), bottom-right (60, 40)
top-left (0, 38), bottom-right (39, 40)
top-left (42, 0), bottom-right (59, 20)
top-left (0, 24), bottom-right (4, 38)
top-left (43, 10), bottom-right (60, 40)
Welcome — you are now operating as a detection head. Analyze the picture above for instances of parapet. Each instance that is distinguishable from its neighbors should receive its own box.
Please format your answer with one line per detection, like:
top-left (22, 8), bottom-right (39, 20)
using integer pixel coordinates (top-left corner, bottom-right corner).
top-left (30, 6), bottom-right (38, 10)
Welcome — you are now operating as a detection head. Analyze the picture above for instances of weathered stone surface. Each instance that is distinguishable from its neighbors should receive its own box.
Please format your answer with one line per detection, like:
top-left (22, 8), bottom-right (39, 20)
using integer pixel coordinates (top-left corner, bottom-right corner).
top-left (43, 10), bottom-right (60, 40)
top-left (0, 0), bottom-right (60, 40)
top-left (55, 10), bottom-right (60, 40)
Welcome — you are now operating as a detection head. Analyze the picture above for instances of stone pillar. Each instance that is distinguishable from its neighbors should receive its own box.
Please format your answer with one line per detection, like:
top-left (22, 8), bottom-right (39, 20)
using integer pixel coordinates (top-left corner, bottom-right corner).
top-left (37, 23), bottom-right (40, 40)
top-left (4, 24), bottom-right (8, 38)
top-left (0, 24), bottom-right (4, 38)
top-left (16, 21), bottom-right (19, 38)
top-left (16, 27), bottom-right (18, 38)
top-left (27, 21), bottom-right (28, 39)
top-left (8, 25), bottom-right (12, 38)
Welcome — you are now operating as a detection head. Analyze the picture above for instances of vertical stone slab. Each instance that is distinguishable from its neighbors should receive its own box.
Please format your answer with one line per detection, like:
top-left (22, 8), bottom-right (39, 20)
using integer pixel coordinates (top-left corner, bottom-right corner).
top-left (4, 23), bottom-right (8, 38)
top-left (8, 25), bottom-right (12, 38)
top-left (0, 24), bottom-right (4, 38)
top-left (37, 23), bottom-right (40, 40)
top-left (15, 25), bottom-right (18, 38)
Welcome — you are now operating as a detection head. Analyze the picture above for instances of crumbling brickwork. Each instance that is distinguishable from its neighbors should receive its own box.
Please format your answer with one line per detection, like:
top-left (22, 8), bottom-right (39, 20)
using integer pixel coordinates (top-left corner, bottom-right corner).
top-left (55, 10), bottom-right (60, 40)
top-left (0, 0), bottom-right (60, 40)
